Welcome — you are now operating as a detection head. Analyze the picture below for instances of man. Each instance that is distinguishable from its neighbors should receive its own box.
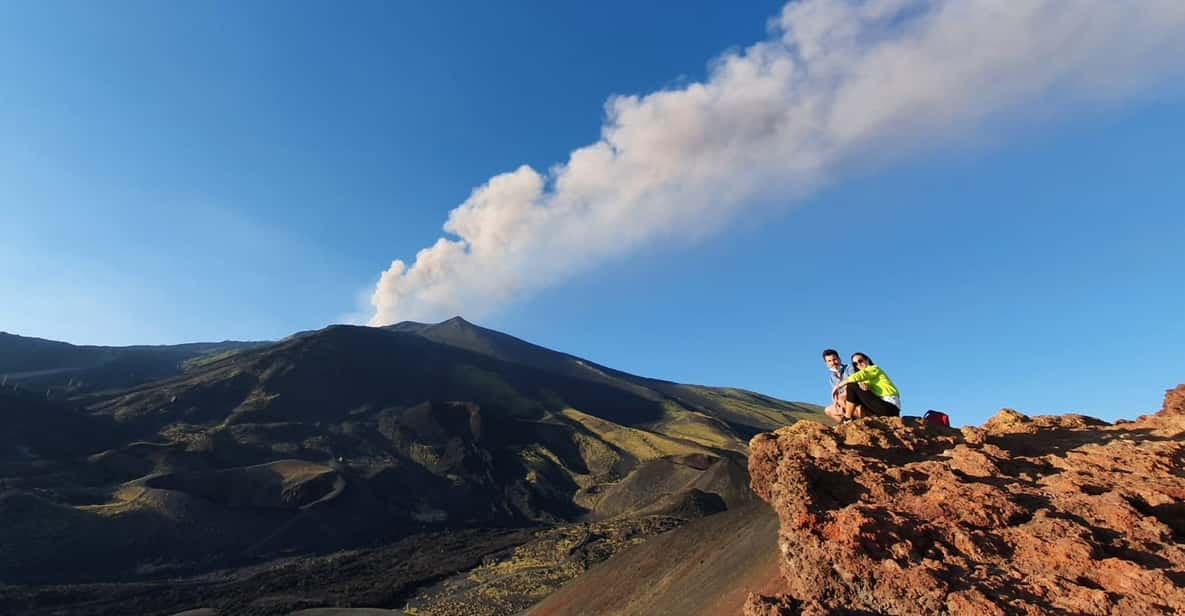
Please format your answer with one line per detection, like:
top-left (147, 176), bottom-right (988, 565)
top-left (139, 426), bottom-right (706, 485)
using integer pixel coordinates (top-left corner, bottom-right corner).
top-left (822, 349), bottom-right (854, 423)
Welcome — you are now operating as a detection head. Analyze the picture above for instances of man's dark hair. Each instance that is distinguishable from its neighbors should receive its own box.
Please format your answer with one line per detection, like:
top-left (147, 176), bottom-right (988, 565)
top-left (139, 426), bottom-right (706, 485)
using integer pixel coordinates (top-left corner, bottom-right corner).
top-left (822, 349), bottom-right (840, 360)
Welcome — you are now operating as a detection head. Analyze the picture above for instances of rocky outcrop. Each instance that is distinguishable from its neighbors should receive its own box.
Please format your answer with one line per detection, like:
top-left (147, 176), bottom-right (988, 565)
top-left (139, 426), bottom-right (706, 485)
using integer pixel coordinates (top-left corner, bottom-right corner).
top-left (746, 385), bottom-right (1185, 615)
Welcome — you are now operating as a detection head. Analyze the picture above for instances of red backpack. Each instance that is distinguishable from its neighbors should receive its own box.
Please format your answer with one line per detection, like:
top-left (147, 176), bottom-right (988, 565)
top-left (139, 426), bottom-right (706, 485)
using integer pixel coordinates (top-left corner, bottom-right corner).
top-left (924, 410), bottom-right (951, 427)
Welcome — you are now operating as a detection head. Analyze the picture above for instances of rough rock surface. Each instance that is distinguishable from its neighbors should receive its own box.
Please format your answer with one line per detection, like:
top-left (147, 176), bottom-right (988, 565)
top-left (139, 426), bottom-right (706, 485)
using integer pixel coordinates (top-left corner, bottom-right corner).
top-left (746, 385), bottom-right (1185, 615)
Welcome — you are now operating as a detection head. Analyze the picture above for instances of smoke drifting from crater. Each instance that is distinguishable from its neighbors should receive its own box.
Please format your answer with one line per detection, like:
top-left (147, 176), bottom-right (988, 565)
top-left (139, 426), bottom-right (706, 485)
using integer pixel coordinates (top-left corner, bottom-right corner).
top-left (368, 0), bottom-right (1185, 325)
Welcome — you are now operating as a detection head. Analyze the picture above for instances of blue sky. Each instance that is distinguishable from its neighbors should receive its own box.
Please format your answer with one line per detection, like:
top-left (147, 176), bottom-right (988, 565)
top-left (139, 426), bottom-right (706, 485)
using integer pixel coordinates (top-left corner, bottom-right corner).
top-left (3, 1), bottom-right (1183, 425)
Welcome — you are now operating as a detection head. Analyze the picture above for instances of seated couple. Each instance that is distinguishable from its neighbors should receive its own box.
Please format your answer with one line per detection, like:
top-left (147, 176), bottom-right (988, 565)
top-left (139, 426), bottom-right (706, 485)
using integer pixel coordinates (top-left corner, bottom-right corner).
top-left (822, 348), bottom-right (901, 423)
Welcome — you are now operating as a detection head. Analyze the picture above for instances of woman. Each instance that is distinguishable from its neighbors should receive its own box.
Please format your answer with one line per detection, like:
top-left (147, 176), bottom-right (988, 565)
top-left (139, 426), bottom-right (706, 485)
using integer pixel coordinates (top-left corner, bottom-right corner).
top-left (832, 352), bottom-right (900, 419)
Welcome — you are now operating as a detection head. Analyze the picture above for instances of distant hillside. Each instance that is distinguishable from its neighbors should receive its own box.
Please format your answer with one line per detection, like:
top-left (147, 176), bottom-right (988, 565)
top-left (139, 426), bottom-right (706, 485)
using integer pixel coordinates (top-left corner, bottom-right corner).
top-left (0, 318), bottom-right (822, 588)
top-left (0, 331), bottom-right (266, 395)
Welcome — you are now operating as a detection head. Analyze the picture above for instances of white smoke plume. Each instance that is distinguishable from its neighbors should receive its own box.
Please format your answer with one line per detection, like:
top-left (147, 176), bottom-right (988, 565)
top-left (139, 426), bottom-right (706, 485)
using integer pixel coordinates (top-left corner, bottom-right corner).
top-left (369, 0), bottom-right (1185, 325)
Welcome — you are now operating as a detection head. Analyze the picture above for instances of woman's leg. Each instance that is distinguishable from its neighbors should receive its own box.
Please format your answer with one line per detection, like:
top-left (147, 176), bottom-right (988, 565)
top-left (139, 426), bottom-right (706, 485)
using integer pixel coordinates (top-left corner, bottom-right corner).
top-left (867, 396), bottom-right (899, 416)
top-left (845, 383), bottom-right (899, 417)
top-left (843, 383), bottom-right (863, 419)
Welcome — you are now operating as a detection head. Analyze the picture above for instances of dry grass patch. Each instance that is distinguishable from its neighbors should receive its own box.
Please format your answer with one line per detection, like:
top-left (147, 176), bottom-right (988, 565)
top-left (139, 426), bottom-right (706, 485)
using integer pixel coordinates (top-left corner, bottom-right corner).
top-left (558, 408), bottom-right (710, 461)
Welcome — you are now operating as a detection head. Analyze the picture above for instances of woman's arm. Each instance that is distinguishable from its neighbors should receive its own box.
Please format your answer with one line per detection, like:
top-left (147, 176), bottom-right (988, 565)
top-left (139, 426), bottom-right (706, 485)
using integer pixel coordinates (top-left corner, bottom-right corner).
top-left (845, 366), bottom-right (877, 384)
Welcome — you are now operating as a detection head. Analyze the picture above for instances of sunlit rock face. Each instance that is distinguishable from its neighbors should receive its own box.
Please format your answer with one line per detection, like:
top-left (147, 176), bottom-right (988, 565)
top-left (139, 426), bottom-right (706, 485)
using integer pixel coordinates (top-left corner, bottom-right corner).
top-left (746, 384), bottom-right (1185, 616)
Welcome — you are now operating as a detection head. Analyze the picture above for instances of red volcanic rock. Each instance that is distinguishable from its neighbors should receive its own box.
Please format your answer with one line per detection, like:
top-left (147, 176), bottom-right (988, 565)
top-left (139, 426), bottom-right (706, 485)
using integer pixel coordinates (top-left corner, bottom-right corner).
top-left (746, 385), bottom-right (1185, 615)
top-left (1161, 384), bottom-right (1185, 417)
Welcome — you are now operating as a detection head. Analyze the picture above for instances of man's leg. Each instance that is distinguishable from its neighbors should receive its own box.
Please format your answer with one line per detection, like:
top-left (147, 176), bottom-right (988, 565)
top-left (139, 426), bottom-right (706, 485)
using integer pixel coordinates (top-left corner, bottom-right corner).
top-left (828, 387), bottom-right (851, 422)
top-left (825, 386), bottom-right (848, 422)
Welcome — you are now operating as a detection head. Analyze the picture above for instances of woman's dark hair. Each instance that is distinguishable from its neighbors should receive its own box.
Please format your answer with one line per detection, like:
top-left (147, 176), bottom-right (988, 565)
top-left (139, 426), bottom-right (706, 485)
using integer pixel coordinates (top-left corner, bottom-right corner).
top-left (851, 352), bottom-right (874, 366)
top-left (822, 349), bottom-right (840, 360)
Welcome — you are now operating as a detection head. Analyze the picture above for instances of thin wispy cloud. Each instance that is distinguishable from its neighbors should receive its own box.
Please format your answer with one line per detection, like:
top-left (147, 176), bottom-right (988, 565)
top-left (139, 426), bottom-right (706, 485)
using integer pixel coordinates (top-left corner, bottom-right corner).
top-left (368, 0), bottom-right (1185, 326)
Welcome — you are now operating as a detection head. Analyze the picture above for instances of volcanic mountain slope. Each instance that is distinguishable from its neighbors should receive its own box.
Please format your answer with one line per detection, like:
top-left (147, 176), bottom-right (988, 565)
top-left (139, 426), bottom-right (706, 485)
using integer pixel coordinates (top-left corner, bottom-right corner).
top-left (0, 386), bottom-right (131, 461)
top-left (390, 317), bottom-right (818, 442)
top-left (0, 331), bottom-right (264, 396)
top-left (745, 384), bottom-right (1185, 615)
top-left (0, 318), bottom-right (820, 586)
top-left (527, 502), bottom-right (785, 616)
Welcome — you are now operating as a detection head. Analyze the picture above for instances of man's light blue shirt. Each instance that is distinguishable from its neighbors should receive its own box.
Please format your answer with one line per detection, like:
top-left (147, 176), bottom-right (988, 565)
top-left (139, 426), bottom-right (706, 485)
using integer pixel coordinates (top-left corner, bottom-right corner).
top-left (829, 363), bottom-right (855, 394)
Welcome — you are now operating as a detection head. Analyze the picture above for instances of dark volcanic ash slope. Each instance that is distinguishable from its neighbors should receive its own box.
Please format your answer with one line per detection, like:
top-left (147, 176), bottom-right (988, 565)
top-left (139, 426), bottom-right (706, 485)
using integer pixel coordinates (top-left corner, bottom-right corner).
top-left (746, 384), bottom-right (1185, 616)
top-left (0, 319), bottom-right (819, 585)
top-left (0, 331), bottom-right (264, 396)
top-left (528, 502), bottom-right (784, 616)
